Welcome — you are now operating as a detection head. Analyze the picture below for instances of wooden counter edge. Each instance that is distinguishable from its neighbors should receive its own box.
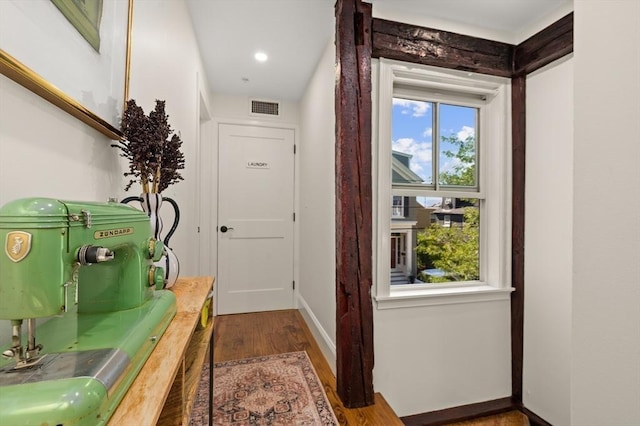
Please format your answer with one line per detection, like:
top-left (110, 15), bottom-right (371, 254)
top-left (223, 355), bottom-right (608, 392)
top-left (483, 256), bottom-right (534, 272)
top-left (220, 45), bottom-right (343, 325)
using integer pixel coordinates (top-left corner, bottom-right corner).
top-left (108, 276), bottom-right (214, 425)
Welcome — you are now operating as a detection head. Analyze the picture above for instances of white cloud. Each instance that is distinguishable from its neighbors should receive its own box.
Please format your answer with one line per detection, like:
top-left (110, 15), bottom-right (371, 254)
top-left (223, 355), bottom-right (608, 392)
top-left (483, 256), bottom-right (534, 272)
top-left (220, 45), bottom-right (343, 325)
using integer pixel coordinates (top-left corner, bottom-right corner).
top-left (392, 138), bottom-right (432, 174)
top-left (393, 98), bottom-right (430, 117)
top-left (457, 125), bottom-right (475, 141)
top-left (440, 157), bottom-right (463, 174)
top-left (423, 127), bottom-right (433, 138)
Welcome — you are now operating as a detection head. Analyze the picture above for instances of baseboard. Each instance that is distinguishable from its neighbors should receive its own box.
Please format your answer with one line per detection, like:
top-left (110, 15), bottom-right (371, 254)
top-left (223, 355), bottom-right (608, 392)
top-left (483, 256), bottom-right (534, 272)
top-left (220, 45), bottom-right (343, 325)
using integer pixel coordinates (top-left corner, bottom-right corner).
top-left (297, 294), bottom-right (337, 374)
top-left (401, 397), bottom-right (515, 426)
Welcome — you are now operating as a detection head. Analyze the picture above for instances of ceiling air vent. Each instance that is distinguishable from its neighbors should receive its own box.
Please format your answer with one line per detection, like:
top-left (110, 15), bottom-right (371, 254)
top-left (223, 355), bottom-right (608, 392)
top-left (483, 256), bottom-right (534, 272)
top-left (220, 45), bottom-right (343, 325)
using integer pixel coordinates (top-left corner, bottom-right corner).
top-left (250, 99), bottom-right (280, 116)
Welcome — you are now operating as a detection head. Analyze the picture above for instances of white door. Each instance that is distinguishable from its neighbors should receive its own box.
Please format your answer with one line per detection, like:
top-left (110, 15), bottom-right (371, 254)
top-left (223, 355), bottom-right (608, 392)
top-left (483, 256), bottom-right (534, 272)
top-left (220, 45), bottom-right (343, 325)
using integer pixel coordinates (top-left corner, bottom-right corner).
top-left (217, 124), bottom-right (295, 314)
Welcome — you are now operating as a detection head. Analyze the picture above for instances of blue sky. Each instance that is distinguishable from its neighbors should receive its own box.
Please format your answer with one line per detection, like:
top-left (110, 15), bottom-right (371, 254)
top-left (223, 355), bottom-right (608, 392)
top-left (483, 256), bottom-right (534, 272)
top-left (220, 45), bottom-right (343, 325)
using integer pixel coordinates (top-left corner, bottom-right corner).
top-left (392, 98), bottom-right (476, 186)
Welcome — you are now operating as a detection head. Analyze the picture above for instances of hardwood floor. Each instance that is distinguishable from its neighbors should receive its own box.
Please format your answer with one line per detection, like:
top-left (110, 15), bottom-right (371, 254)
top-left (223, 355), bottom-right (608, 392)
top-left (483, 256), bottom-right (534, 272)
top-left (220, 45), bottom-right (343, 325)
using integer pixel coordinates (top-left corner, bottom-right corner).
top-left (213, 310), bottom-right (530, 426)
top-left (447, 411), bottom-right (529, 426)
top-left (213, 309), bottom-right (403, 425)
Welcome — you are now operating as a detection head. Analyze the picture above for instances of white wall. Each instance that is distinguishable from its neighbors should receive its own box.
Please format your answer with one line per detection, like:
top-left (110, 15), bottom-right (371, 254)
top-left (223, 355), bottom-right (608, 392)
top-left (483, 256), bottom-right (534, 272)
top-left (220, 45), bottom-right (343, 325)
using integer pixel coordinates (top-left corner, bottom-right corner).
top-left (523, 2), bottom-right (640, 424)
top-left (0, 76), bottom-right (121, 206)
top-left (524, 56), bottom-right (574, 425)
top-left (368, 9), bottom-right (512, 417)
top-left (210, 93), bottom-right (299, 124)
top-left (374, 302), bottom-right (512, 416)
top-left (571, 1), bottom-right (640, 424)
top-left (127, 0), bottom-right (211, 277)
top-left (297, 26), bottom-right (512, 418)
top-left (0, 0), bottom-right (209, 344)
top-left (298, 38), bottom-right (337, 372)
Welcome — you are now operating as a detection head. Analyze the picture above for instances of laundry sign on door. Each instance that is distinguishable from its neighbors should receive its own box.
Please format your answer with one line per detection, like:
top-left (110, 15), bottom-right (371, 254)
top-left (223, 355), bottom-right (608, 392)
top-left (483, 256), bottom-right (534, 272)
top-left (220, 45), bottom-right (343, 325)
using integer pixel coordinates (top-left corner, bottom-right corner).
top-left (246, 161), bottom-right (270, 169)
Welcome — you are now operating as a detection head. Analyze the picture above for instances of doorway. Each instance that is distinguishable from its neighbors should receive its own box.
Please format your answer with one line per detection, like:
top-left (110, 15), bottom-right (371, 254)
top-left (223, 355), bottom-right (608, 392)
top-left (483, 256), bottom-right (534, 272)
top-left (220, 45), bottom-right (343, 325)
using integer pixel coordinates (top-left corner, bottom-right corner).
top-left (216, 123), bottom-right (295, 314)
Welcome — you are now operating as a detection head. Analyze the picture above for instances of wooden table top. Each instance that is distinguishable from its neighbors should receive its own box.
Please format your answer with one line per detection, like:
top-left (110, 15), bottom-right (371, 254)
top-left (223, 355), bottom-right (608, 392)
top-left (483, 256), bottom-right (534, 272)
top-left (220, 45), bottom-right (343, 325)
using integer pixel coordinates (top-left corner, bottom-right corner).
top-left (108, 276), bottom-right (214, 426)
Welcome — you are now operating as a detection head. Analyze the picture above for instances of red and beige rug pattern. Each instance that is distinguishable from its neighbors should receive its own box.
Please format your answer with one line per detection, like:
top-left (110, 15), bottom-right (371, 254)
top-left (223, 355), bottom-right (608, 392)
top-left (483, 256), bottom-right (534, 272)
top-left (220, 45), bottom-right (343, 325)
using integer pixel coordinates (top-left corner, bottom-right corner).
top-left (211, 351), bottom-right (338, 425)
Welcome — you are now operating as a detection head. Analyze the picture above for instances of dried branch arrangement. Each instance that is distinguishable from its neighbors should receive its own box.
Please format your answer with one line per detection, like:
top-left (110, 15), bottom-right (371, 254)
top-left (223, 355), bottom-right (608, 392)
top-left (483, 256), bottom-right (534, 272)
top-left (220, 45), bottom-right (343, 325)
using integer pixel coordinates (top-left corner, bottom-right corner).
top-left (112, 99), bottom-right (185, 193)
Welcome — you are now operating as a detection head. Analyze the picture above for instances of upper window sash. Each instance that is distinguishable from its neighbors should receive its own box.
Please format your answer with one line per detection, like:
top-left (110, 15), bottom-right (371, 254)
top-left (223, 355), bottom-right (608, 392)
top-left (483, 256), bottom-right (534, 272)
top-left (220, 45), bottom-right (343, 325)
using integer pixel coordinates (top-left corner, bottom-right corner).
top-left (391, 90), bottom-right (484, 194)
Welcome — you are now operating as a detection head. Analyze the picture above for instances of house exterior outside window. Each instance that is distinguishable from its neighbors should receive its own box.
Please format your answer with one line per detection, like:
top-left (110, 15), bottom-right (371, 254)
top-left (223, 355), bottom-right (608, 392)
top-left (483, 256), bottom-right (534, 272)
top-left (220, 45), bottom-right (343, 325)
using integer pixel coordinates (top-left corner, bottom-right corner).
top-left (390, 151), bottom-right (431, 283)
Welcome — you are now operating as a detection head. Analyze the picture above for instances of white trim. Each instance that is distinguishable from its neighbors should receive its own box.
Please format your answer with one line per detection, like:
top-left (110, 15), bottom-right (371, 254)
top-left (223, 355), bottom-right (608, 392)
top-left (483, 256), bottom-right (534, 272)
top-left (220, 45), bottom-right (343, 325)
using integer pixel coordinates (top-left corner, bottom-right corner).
top-left (375, 286), bottom-right (514, 309)
top-left (196, 72), bottom-right (212, 279)
top-left (205, 116), bottom-right (300, 314)
top-left (392, 67), bottom-right (501, 98)
top-left (374, 59), bottom-right (512, 308)
top-left (391, 187), bottom-right (485, 199)
top-left (297, 295), bottom-right (336, 374)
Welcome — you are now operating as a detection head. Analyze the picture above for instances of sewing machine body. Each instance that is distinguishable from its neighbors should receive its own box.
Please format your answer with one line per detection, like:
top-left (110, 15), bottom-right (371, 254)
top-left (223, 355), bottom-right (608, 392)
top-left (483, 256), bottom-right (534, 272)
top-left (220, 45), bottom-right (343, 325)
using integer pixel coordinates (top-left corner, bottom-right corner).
top-left (0, 198), bottom-right (177, 425)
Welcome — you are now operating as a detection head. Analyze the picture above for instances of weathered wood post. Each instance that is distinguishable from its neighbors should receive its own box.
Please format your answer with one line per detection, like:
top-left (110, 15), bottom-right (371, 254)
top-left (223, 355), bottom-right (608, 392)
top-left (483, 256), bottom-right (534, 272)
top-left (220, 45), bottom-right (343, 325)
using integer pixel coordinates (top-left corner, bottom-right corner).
top-left (334, 0), bottom-right (375, 408)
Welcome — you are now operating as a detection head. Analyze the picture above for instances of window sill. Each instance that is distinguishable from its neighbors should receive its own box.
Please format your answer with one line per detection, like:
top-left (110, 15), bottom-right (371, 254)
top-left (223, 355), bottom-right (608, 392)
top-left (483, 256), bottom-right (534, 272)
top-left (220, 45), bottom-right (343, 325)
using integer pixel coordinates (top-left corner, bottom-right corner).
top-left (374, 285), bottom-right (514, 309)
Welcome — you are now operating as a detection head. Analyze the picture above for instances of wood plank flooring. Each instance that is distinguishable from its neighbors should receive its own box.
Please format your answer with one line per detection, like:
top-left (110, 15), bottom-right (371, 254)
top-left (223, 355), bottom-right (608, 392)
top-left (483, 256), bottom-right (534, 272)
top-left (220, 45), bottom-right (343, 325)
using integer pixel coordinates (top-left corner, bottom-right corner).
top-left (213, 309), bottom-right (403, 425)
top-left (213, 309), bottom-right (530, 426)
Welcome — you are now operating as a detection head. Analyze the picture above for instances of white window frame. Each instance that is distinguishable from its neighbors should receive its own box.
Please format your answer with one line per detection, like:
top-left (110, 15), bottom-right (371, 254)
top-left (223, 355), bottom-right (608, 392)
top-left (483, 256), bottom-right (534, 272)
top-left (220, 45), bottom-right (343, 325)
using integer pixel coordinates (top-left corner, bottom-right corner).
top-left (392, 195), bottom-right (404, 218)
top-left (373, 59), bottom-right (513, 309)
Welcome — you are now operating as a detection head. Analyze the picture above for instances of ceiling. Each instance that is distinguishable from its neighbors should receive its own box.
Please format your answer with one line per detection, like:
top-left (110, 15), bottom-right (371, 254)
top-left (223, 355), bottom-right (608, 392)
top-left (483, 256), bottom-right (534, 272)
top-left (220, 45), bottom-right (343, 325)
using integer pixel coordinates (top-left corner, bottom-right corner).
top-left (186, 0), bottom-right (572, 102)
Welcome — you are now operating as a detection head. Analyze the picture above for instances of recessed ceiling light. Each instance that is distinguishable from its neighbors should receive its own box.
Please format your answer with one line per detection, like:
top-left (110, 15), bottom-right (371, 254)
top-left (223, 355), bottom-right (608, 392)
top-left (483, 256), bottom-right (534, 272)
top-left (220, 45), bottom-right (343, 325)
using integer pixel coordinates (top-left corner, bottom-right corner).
top-left (254, 52), bottom-right (268, 62)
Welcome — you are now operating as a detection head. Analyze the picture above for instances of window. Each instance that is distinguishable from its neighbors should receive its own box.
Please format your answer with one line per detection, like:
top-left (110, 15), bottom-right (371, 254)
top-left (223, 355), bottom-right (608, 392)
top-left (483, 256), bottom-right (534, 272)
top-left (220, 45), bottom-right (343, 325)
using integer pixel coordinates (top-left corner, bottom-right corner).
top-left (392, 195), bottom-right (404, 218)
top-left (374, 59), bottom-right (512, 308)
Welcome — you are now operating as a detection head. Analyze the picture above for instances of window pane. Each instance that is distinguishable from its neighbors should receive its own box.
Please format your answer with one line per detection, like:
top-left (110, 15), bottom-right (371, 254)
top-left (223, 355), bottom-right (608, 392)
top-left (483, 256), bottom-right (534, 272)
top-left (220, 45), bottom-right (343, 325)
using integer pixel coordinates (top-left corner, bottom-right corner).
top-left (390, 197), bottom-right (480, 285)
top-left (391, 195), bottom-right (404, 218)
top-left (416, 202), bottom-right (480, 284)
top-left (387, 194), bottom-right (437, 283)
top-left (392, 98), bottom-right (434, 186)
top-left (390, 193), bottom-right (428, 285)
top-left (438, 104), bottom-right (478, 187)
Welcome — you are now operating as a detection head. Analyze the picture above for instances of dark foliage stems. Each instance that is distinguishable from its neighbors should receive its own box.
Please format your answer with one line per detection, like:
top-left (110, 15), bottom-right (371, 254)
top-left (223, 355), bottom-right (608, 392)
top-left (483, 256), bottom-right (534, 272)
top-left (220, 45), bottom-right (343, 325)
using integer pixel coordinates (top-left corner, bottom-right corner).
top-left (112, 99), bottom-right (185, 193)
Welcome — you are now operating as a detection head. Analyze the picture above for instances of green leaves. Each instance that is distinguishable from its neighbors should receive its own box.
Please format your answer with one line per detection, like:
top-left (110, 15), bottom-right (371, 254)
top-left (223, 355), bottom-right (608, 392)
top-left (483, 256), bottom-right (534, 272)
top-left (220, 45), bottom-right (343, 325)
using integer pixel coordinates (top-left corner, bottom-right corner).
top-left (416, 207), bottom-right (479, 283)
top-left (415, 132), bottom-right (479, 283)
top-left (439, 134), bottom-right (476, 187)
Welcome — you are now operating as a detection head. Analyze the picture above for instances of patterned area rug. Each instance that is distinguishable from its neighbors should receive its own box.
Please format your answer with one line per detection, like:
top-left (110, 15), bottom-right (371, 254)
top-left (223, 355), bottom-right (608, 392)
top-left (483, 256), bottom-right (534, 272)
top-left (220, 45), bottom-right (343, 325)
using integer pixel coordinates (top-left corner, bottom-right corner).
top-left (189, 363), bottom-right (211, 425)
top-left (192, 351), bottom-right (338, 425)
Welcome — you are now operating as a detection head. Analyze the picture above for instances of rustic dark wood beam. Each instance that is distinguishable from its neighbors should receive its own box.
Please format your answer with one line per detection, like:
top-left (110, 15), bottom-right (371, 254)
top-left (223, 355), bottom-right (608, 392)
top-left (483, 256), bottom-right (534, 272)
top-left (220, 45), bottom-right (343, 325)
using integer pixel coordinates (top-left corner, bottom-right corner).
top-left (510, 74), bottom-right (526, 405)
top-left (513, 13), bottom-right (573, 76)
top-left (335, 0), bottom-right (375, 408)
top-left (372, 18), bottom-right (514, 77)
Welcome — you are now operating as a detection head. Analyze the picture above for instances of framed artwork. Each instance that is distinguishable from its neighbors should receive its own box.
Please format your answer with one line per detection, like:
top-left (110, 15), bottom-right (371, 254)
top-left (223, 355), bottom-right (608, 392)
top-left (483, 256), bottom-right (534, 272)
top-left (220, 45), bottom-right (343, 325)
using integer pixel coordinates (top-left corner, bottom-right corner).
top-left (0, 0), bottom-right (132, 140)
top-left (50, 0), bottom-right (104, 53)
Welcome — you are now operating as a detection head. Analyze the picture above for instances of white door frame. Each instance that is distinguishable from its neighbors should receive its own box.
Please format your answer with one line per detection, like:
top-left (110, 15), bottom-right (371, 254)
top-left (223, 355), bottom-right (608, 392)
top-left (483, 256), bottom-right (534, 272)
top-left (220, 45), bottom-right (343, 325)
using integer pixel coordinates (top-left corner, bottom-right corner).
top-left (200, 117), bottom-right (300, 316)
top-left (195, 75), bottom-right (212, 279)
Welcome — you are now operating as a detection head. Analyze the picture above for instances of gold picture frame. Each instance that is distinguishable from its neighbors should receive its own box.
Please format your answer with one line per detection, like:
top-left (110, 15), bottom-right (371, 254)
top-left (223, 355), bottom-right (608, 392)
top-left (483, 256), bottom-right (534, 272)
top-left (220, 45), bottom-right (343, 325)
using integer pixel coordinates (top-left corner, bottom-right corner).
top-left (0, 0), bottom-right (133, 140)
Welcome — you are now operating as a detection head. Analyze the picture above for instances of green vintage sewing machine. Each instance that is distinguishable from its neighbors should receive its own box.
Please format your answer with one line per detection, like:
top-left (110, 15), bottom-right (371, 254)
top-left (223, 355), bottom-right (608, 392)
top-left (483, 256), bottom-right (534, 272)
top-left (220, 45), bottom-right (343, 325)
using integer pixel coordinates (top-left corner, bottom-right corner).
top-left (0, 198), bottom-right (177, 425)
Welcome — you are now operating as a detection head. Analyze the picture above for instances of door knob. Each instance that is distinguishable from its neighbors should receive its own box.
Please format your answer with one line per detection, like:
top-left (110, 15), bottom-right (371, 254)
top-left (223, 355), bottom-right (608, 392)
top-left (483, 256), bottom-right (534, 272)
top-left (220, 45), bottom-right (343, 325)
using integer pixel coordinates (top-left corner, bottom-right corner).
top-left (220, 226), bottom-right (234, 233)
